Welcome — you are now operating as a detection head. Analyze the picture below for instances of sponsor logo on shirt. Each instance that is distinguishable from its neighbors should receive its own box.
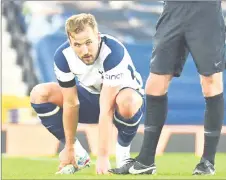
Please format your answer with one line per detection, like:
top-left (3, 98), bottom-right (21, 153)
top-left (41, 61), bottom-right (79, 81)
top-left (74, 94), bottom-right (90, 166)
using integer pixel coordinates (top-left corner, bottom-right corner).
top-left (105, 73), bottom-right (123, 80)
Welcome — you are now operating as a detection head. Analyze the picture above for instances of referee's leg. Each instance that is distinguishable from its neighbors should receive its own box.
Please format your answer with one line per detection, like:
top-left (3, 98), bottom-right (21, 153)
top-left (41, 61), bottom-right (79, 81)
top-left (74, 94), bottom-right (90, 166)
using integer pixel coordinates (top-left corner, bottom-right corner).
top-left (200, 72), bottom-right (224, 164)
top-left (184, 1), bottom-right (225, 175)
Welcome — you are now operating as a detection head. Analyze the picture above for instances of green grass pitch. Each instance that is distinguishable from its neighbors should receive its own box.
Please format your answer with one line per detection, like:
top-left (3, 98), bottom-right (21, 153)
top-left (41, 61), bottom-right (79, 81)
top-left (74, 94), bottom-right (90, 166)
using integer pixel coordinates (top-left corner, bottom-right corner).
top-left (2, 153), bottom-right (226, 179)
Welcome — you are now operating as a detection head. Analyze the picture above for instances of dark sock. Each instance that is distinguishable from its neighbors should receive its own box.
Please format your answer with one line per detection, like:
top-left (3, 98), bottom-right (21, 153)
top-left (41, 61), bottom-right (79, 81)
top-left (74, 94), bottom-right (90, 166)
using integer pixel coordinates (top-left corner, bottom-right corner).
top-left (202, 93), bottom-right (224, 165)
top-left (31, 102), bottom-right (65, 141)
top-left (114, 103), bottom-right (143, 147)
top-left (137, 94), bottom-right (168, 166)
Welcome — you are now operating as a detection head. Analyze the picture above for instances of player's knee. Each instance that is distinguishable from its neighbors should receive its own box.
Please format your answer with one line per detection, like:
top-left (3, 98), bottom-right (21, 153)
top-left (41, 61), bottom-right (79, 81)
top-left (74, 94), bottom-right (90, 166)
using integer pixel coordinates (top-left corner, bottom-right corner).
top-left (200, 72), bottom-right (223, 97)
top-left (116, 89), bottom-right (142, 119)
top-left (30, 84), bottom-right (51, 104)
top-left (145, 73), bottom-right (172, 95)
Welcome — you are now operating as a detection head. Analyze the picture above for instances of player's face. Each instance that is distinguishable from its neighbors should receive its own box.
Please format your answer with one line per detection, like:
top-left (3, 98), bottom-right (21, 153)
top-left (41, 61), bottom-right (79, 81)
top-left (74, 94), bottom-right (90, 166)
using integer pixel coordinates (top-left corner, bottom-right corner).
top-left (69, 26), bottom-right (100, 65)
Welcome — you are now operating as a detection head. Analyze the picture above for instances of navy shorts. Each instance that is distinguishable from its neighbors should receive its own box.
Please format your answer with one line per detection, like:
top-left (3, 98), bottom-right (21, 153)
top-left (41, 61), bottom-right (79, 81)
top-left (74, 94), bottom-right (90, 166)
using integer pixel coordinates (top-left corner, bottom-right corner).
top-left (76, 85), bottom-right (144, 124)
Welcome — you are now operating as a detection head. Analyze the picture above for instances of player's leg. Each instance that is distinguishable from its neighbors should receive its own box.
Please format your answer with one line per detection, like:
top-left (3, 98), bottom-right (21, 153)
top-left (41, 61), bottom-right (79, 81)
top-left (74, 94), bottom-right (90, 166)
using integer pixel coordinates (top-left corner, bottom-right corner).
top-left (192, 74), bottom-right (224, 176)
top-left (30, 83), bottom-right (65, 141)
top-left (30, 82), bottom-right (90, 169)
top-left (195, 72), bottom-right (224, 175)
top-left (134, 2), bottom-right (189, 171)
top-left (184, 1), bottom-right (225, 175)
top-left (113, 88), bottom-right (143, 168)
top-left (109, 2), bottom-right (189, 175)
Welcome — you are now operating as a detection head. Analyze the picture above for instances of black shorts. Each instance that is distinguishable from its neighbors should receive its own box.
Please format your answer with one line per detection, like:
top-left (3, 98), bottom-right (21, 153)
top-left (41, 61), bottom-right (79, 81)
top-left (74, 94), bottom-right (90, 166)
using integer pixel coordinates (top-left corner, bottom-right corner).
top-left (150, 1), bottom-right (225, 77)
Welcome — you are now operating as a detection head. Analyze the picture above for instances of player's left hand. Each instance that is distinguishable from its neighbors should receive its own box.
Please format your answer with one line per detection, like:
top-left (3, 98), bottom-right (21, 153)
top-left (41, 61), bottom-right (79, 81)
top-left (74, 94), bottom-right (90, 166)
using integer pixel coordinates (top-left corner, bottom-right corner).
top-left (58, 146), bottom-right (77, 171)
top-left (96, 156), bottom-right (111, 174)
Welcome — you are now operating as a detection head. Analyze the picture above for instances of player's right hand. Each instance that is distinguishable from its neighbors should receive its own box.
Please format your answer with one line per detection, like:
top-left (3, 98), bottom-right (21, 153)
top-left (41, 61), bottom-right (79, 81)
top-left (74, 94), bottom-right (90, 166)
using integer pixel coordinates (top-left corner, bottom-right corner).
top-left (96, 156), bottom-right (111, 175)
top-left (58, 146), bottom-right (78, 171)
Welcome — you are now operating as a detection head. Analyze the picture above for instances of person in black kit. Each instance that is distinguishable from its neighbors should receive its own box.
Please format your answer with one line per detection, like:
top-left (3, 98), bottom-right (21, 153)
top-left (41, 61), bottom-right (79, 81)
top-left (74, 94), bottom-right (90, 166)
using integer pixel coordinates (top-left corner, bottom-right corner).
top-left (109, 1), bottom-right (225, 175)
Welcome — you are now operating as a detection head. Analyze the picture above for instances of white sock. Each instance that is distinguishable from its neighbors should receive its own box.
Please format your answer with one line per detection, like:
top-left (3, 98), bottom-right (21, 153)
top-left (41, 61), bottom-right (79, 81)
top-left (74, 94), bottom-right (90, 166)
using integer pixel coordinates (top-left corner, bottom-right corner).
top-left (116, 141), bottom-right (131, 168)
top-left (74, 139), bottom-right (87, 157)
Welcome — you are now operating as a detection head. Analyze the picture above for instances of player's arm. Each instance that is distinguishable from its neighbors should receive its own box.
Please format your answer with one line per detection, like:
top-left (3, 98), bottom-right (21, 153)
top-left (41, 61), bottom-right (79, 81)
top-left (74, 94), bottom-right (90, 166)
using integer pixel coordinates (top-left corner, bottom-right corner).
top-left (98, 51), bottom-right (126, 157)
top-left (60, 85), bottom-right (79, 148)
top-left (98, 83), bottom-right (120, 157)
top-left (54, 49), bottom-right (78, 150)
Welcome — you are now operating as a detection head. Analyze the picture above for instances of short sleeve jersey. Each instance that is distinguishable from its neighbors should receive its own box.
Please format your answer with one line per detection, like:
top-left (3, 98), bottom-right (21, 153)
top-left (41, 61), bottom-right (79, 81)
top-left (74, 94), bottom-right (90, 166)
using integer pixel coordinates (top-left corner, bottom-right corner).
top-left (54, 34), bottom-right (143, 94)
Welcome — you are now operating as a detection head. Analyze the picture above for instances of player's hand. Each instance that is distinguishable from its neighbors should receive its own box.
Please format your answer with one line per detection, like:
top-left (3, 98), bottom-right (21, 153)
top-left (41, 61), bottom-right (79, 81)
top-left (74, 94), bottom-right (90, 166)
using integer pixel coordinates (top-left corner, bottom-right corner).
top-left (96, 156), bottom-right (111, 174)
top-left (58, 146), bottom-right (77, 171)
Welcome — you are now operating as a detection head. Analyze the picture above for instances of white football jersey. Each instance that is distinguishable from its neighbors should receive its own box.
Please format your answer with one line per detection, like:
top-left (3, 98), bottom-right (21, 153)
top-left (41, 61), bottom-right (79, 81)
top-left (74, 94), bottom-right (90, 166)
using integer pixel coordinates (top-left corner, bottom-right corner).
top-left (54, 34), bottom-right (143, 94)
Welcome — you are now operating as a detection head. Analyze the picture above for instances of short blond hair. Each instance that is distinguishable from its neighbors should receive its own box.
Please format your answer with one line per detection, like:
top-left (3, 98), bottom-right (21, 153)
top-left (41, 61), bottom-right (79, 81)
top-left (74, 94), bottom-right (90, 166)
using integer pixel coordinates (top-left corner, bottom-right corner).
top-left (65, 13), bottom-right (98, 38)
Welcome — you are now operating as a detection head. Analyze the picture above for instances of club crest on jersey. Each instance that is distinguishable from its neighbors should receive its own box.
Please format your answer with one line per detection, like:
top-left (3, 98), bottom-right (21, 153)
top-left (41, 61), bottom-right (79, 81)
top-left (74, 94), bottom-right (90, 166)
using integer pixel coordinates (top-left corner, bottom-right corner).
top-left (105, 73), bottom-right (123, 80)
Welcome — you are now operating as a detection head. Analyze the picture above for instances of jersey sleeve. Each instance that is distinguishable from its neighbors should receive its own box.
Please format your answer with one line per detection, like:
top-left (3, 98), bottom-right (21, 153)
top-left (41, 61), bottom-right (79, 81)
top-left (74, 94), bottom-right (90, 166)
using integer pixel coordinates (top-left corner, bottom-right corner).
top-left (53, 45), bottom-right (76, 88)
top-left (102, 40), bottom-right (127, 86)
